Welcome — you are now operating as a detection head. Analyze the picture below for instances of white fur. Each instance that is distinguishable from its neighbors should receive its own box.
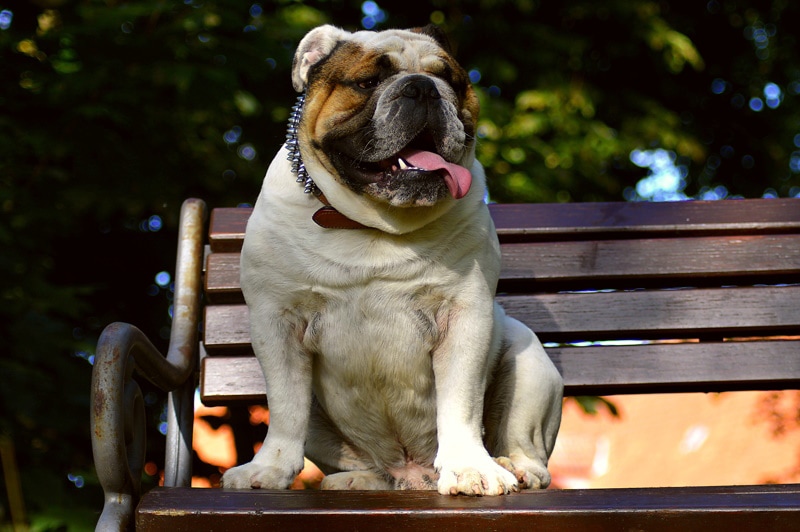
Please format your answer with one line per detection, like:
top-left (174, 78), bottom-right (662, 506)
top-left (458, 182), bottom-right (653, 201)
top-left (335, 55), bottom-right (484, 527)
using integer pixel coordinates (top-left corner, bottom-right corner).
top-left (221, 26), bottom-right (563, 496)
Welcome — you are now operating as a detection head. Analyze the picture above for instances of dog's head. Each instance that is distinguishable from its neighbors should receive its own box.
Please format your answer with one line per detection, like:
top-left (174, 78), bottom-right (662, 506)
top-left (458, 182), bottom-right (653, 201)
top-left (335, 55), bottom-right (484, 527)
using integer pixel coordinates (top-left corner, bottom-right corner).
top-left (291, 25), bottom-right (480, 211)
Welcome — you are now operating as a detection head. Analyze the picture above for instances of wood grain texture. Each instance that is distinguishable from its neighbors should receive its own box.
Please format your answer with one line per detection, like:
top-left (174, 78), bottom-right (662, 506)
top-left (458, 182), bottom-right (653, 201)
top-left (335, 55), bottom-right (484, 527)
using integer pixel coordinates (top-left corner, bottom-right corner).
top-left (202, 285), bottom-right (800, 354)
top-left (137, 485), bottom-right (800, 530)
top-left (199, 339), bottom-right (800, 404)
top-left (207, 198), bottom-right (800, 251)
top-left (204, 234), bottom-right (800, 301)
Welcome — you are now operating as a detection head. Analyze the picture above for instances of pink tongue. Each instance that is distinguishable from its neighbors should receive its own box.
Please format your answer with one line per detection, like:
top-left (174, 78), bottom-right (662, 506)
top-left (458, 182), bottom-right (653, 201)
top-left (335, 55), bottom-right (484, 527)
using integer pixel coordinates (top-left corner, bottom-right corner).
top-left (401, 149), bottom-right (472, 199)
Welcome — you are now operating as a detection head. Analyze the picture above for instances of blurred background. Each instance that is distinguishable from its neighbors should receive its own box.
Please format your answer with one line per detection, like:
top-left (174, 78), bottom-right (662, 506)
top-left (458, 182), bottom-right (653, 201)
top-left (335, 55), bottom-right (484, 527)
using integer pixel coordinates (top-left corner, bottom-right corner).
top-left (2, 0), bottom-right (800, 528)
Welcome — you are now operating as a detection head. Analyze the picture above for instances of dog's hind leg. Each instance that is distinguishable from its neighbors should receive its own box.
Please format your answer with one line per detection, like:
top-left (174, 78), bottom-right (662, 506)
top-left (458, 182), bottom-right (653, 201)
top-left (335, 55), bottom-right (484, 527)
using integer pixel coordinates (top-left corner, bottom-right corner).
top-left (483, 309), bottom-right (563, 489)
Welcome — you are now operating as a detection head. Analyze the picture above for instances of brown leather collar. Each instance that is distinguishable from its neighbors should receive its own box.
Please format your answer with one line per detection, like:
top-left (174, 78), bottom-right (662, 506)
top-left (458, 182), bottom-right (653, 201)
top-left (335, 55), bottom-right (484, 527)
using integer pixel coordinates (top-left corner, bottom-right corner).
top-left (312, 193), bottom-right (369, 230)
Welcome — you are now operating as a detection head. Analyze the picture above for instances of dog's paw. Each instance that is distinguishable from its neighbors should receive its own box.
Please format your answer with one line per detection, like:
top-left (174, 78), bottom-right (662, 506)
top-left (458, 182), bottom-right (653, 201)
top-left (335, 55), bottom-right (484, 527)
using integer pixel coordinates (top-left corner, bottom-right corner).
top-left (320, 471), bottom-right (393, 490)
top-left (220, 462), bottom-right (296, 490)
top-left (494, 455), bottom-right (551, 490)
top-left (436, 456), bottom-right (519, 496)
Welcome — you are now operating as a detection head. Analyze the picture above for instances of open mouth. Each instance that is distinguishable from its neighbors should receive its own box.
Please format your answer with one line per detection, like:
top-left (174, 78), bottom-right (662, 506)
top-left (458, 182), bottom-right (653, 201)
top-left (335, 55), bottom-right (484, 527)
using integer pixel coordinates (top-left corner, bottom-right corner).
top-left (339, 147), bottom-right (473, 200)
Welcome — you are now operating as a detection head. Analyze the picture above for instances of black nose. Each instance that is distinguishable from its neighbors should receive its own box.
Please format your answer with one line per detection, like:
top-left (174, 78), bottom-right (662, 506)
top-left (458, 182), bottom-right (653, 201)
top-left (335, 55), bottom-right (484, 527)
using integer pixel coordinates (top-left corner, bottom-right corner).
top-left (401, 76), bottom-right (441, 101)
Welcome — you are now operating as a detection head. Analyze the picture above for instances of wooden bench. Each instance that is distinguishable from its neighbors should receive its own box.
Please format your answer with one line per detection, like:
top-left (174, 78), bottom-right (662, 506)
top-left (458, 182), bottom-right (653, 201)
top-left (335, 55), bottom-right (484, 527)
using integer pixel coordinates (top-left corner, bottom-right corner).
top-left (91, 197), bottom-right (800, 530)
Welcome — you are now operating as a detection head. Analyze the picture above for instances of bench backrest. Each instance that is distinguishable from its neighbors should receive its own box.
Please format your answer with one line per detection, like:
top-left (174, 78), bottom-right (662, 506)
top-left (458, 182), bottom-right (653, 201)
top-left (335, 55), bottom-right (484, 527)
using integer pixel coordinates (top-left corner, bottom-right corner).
top-left (199, 198), bottom-right (800, 405)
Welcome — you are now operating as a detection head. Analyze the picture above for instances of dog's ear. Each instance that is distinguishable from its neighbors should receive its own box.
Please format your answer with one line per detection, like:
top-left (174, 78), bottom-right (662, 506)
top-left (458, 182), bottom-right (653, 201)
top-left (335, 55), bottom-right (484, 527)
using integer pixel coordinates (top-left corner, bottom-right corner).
top-left (412, 24), bottom-right (453, 55)
top-left (292, 25), bottom-right (351, 92)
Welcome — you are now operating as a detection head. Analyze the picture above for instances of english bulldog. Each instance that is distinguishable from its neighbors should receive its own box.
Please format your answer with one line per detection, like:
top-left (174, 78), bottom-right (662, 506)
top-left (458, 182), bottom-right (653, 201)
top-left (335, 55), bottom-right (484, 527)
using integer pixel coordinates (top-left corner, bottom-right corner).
top-left (220, 24), bottom-right (563, 496)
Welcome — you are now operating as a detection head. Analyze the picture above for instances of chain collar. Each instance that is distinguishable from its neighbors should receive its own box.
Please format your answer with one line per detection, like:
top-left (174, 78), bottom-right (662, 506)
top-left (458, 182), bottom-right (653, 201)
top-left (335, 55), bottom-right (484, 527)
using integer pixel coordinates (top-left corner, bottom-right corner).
top-left (285, 92), bottom-right (319, 195)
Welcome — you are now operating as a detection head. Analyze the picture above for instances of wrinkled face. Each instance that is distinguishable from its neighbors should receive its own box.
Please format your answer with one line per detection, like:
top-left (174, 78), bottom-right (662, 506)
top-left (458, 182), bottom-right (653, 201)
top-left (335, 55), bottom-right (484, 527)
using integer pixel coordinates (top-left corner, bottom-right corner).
top-left (297, 27), bottom-right (480, 207)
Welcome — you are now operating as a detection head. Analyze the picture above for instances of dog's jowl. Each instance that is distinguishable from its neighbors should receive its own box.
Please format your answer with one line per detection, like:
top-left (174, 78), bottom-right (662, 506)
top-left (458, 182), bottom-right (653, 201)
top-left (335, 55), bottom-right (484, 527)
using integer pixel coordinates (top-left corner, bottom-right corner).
top-left (220, 24), bottom-right (563, 496)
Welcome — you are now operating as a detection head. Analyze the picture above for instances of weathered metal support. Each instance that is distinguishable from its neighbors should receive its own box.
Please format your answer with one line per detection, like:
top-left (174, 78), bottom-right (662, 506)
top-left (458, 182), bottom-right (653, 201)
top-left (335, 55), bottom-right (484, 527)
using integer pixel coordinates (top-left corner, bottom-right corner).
top-left (91, 199), bottom-right (207, 531)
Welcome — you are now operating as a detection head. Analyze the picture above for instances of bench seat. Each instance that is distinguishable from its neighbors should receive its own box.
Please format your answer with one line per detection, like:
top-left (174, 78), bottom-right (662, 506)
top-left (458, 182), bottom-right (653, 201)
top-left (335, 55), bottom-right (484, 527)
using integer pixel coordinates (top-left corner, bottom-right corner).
top-left (90, 197), bottom-right (800, 530)
top-left (137, 484), bottom-right (800, 530)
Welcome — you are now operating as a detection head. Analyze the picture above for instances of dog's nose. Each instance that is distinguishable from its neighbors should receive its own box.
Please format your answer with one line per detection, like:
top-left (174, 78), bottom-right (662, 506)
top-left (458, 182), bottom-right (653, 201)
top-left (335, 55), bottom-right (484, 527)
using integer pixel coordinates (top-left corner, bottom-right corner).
top-left (401, 76), bottom-right (441, 101)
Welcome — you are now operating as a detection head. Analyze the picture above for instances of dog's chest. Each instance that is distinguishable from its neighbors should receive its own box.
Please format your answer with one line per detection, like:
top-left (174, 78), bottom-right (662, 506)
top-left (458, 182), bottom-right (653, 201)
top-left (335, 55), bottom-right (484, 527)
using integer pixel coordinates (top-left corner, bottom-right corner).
top-left (303, 283), bottom-right (444, 455)
top-left (306, 283), bottom-right (442, 384)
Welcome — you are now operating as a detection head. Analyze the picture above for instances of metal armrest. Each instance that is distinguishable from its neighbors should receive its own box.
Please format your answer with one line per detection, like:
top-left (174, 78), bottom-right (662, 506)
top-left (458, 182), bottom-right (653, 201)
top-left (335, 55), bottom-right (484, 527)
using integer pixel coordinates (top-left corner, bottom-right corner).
top-left (91, 199), bottom-right (207, 531)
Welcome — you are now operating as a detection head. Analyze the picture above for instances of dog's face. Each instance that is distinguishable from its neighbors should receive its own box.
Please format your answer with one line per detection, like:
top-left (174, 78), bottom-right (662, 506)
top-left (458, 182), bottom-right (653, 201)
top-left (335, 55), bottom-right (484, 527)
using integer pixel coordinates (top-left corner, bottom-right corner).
top-left (292, 25), bottom-right (480, 207)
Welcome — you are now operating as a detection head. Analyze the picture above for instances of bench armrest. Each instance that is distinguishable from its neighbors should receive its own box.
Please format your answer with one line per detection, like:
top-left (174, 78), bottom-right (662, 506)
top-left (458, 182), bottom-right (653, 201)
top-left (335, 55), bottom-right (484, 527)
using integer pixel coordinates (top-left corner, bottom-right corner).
top-left (90, 199), bottom-right (207, 531)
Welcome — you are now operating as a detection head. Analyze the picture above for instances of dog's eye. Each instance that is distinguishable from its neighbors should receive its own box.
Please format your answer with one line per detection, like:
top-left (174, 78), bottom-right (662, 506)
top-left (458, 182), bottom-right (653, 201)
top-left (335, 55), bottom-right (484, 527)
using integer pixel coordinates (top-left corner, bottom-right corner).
top-left (357, 77), bottom-right (380, 90)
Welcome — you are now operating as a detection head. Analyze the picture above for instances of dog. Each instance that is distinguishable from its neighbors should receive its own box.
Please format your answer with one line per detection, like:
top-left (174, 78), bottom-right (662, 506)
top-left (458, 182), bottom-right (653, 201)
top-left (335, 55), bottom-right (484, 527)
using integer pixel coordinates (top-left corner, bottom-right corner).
top-left (220, 24), bottom-right (563, 496)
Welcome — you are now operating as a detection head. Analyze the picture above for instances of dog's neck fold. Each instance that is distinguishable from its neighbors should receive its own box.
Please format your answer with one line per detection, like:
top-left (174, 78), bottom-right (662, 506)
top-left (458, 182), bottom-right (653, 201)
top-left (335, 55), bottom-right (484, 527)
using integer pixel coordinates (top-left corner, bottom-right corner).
top-left (286, 93), bottom-right (367, 230)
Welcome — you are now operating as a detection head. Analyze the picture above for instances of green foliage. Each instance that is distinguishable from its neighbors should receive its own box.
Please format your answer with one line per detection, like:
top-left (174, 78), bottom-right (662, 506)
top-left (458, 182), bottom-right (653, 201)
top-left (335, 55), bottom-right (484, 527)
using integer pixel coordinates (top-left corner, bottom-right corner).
top-left (572, 396), bottom-right (620, 417)
top-left (1, 0), bottom-right (799, 527)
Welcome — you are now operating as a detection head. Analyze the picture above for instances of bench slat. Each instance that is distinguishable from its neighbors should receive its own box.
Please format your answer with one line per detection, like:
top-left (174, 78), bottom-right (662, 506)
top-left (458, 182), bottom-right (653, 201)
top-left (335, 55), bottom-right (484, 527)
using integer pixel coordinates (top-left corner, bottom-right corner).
top-left (205, 234), bottom-right (800, 302)
top-left (208, 198), bottom-right (800, 251)
top-left (137, 485), bottom-right (800, 529)
top-left (203, 285), bottom-right (800, 354)
top-left (499, 234), bottom-right (800, 288)
top-left (497, 284), bottom-right (800, 342)
top-left (200, 339), bottom-right (800, 404)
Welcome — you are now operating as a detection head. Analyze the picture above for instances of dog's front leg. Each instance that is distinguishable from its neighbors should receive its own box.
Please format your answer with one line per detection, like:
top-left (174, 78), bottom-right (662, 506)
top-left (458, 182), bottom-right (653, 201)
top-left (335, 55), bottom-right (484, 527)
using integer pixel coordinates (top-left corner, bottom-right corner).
top-left (432, 295), bottom-right (519, 496)
top-left (220, 307), bottom-right (312, 489)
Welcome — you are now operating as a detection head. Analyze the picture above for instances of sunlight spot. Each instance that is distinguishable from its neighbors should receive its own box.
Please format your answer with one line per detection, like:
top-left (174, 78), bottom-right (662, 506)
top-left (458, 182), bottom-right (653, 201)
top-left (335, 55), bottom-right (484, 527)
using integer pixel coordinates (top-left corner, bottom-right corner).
top-left (679, 425), bottom-right (709, 454)
top-left (591, 436), bottom-right (611, 477)
top-left (629, 148), bottom-right (688, 201)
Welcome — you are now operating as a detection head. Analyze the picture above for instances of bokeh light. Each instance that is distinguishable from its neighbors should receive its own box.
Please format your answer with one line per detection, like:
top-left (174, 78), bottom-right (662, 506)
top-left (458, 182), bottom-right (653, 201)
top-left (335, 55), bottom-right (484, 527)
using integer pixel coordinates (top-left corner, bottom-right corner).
top-left (0, 9), bottom-right (13, 30)
top-left (223, 126), bottom-right (242, 144)
top-left (238, 143), bottom-right (257, 161)
top-left (749, 97), bottom-right (764, 112)
top-left (627, 148), bottom-right (688, 201)
top-left (155, 271), bottom-right (171, 288)
top-left (148, 215), bottom-right (162, 232)
top-left (361, 1), bottom-right (387, 30)
top-left (764, 82), bottom-right (782, 109)
top-left (67, 473), bottom-right (85, 489)
top-left (710, 78), bottom-right (727, 95)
